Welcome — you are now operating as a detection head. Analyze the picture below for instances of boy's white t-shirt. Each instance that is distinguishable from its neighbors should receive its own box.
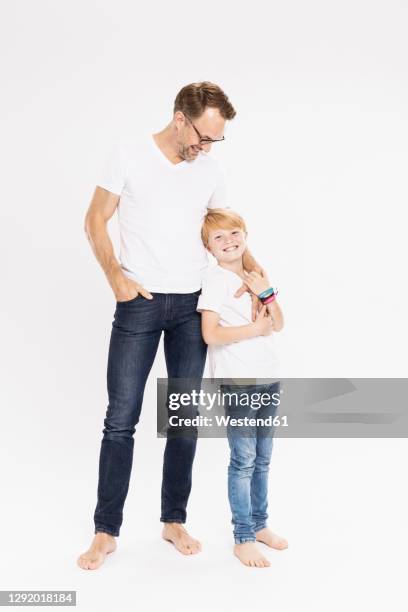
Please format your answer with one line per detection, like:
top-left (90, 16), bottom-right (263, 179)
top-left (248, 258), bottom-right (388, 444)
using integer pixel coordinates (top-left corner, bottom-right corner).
top-left (96, 132), bottom-right (228, 293)
top-left (197, 264), bottom-right (281, 380)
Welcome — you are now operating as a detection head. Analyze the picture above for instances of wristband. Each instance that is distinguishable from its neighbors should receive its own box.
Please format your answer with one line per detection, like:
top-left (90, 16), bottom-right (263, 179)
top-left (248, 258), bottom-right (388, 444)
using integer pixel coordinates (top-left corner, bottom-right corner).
top-left (263, 293), bottom-right (278, 304)
top-left (262, 293), bottom-right (277, 304)
top-left (258, 287), bottom-right (276, 299)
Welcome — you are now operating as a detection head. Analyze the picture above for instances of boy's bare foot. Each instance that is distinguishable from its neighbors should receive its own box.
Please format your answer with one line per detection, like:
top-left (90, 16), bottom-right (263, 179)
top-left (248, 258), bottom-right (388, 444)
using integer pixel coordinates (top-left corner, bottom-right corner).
top-left (77, 532), bottom-right (117, 570)
top-left (162, 523), bottom-right (201, 555)
top-left (234, 542), bottom-right (270, 567)
top-left (256, 527), bottom-right (288, 550)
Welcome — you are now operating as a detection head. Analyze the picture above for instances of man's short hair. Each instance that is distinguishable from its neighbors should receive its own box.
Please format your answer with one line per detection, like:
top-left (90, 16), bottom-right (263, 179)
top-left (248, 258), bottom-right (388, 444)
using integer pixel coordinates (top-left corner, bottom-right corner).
top-left (174, 81), bottom-right (236, 120)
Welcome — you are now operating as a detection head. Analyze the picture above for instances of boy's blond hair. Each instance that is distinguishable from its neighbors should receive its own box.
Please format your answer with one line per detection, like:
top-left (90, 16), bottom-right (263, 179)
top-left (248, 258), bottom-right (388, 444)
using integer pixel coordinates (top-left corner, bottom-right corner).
top-left (201, 208), bottom-right (247, 247)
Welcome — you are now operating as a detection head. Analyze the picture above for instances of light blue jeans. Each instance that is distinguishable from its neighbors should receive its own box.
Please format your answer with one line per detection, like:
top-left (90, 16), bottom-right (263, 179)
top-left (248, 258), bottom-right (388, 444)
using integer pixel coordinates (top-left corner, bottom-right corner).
top-left (222, 381), bottom-right (280, 544)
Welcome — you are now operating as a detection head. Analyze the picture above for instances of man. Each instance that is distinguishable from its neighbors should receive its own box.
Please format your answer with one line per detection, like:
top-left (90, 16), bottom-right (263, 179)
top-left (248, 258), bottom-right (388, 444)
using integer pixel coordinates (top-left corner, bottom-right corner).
top-left (77, 81), bottom-right (262, 570)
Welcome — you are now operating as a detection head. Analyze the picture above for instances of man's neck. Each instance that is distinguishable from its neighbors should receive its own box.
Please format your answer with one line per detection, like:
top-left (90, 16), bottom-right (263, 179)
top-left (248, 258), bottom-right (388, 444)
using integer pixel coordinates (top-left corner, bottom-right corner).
top-left (152, 124), bottom-right (183, 164)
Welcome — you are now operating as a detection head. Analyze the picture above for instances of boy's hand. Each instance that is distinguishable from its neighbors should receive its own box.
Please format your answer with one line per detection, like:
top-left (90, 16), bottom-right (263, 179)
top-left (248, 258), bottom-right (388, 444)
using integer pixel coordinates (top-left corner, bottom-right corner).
top-left (252, 305), bottom-right (274, 336)
top-left (250, 293), bottom-right (261, 322)
top-left (235, 268), bottom-right (268, 295)
top-left (243, 270), bottom-right (271, 296)
top-left (235, 267), bottom-right (269, 321)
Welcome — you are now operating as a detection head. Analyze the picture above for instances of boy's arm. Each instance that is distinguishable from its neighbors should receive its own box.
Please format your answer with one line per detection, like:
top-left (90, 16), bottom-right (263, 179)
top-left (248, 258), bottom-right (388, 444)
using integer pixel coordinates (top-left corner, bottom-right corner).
top-left (242, 270), bottom-right (284, 331)
top-left (201, 308), bottom-right (272, 346)
top-left (266, 300), bottom-right (284, 332)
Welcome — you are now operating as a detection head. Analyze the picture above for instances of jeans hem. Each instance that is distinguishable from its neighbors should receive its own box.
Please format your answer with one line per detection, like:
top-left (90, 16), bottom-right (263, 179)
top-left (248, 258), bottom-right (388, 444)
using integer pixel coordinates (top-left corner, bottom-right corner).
top-left (160, 518), bottom-right (185, 524)
top-left (95, 527), bottom-right (119, 537)
top-left (234, 537), bottom-right (256, 544)
top-left (254, 524), bottom-right (268, 533)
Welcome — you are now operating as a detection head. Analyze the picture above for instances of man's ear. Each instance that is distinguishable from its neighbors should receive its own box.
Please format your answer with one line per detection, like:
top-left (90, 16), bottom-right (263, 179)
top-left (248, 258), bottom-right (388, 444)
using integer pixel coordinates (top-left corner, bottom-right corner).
top-left (174, 111), bottom-right (185, 130)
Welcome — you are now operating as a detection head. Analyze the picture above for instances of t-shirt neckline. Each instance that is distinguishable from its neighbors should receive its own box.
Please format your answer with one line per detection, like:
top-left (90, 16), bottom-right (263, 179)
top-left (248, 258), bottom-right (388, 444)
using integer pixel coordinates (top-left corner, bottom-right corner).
top-left (215, 263), bottom-right (246, 284)
top-left (149, 133), bottom-right (188, 169)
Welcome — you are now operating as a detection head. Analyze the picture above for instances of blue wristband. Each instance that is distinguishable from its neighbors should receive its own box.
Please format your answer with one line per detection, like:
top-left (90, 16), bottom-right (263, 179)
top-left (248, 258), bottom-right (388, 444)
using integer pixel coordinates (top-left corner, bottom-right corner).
top-left (258, 287), bottom-right (275, 299)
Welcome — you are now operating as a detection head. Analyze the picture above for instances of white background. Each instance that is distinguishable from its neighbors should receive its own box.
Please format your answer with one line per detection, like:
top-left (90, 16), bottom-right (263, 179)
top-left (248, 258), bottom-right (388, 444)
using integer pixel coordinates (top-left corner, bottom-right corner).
top-left (1, 0), bottom-right (407, 610)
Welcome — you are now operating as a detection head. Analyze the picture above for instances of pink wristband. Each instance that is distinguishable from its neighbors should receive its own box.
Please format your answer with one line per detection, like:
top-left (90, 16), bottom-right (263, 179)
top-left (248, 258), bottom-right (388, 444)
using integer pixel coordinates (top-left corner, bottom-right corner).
top-left (263, 292), bottom-right (278, 304)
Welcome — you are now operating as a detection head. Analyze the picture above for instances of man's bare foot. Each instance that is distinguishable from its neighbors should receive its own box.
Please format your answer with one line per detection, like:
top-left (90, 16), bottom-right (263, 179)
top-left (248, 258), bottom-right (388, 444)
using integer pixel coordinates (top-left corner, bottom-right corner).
top-left (234, 542), bottom-right (270, 568)
top-left (256, 527), bottom-right (288, 550)
top-left (162, 523), bottom-right (201, 555)
top-left (77, 532), bottom-right (117, 570)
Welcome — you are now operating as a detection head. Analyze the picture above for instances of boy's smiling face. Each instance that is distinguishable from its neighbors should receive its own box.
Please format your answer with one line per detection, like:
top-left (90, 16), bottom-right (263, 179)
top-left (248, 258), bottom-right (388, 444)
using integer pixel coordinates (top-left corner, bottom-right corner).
top-left (206, 226), bottom-right (247, 263)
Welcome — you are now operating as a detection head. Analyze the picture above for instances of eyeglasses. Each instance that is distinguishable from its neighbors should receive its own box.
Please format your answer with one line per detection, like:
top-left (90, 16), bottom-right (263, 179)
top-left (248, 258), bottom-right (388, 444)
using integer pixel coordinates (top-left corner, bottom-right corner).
top-left (184, 114), bottom-right (225, 145)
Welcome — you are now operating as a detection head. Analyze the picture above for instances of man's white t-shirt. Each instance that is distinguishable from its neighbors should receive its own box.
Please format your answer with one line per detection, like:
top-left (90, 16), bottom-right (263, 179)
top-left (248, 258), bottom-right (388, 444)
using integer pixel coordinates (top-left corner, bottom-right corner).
top-left (196, 264), bottom-right (281, 379)
top-left (96, 132), bottom-right (228, 293)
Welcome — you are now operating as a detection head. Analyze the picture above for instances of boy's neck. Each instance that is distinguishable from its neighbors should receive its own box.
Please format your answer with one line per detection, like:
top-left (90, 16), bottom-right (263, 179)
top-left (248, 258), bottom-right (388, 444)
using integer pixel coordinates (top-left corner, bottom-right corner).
top-left (217, 257), bottom-right (245, 279)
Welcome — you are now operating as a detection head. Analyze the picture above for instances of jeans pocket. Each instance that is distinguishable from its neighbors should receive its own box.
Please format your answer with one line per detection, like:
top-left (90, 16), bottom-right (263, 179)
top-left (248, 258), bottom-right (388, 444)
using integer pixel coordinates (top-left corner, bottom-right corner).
top-left (117, 294), bottom-right (142, 305)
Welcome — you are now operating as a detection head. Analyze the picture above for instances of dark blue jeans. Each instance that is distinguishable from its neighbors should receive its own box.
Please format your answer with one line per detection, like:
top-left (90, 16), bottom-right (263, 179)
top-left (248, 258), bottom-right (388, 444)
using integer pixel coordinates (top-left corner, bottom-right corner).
top-left (93, 290), bottom-right (207, 537)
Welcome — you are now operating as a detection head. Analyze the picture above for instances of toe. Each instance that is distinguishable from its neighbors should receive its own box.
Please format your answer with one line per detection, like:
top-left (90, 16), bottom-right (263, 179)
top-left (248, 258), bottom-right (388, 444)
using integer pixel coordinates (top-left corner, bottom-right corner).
top-left (88, 555), bottom-right (100, 569)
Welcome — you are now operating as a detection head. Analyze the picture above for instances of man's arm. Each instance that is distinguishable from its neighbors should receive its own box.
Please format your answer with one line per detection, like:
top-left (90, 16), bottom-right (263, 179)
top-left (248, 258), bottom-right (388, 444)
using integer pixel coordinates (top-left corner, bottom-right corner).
top-left (242, 247), bottom-right (264, 276)
top-left (234, 246), bottom-right (265, 320)
top-left (84, 186), bottom-right (152, 301)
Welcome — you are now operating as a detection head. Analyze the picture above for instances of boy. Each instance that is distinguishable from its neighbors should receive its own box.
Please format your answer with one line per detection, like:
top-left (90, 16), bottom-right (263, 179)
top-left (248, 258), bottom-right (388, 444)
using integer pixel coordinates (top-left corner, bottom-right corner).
top-left (197, 209), bottom-right (288, 568)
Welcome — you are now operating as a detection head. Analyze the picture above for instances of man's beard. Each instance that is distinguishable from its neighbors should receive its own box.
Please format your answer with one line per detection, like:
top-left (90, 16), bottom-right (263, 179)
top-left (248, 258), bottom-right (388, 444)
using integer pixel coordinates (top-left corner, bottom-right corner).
top-left (179, 142), bottom-right (199, 162)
